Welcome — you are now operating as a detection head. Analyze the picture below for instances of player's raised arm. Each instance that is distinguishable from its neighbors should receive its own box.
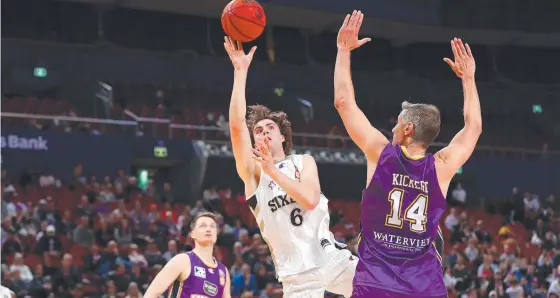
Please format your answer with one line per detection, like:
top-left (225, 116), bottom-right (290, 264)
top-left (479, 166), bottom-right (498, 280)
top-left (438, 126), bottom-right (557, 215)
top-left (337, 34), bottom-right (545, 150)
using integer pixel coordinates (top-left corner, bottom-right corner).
top-left (334, 11), bottom-right (389, 162)
top-left (435, 38), bottom-right (482, 187)
top-left (224, 36), bottom-right (259, 182)
top-left (144, 253), bottom-right (191, 298)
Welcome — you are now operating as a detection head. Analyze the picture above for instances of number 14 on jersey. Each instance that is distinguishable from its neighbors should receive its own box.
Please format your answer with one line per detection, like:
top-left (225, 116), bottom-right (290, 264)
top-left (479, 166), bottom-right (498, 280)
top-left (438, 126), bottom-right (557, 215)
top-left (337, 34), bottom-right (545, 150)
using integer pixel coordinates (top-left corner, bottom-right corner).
top-left (385, 189), bottom-right (428, 233)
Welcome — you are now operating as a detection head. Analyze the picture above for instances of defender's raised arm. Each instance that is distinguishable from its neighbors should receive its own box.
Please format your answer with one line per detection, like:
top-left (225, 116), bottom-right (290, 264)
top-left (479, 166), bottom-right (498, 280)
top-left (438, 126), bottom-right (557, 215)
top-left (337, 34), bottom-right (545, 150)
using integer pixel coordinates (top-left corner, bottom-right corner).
top-left (334, 11), bottom-right (388, 162)
top-left (224, 36), bottom-right (258, 183)
top-left (435, 38), bottom-right (482, 187)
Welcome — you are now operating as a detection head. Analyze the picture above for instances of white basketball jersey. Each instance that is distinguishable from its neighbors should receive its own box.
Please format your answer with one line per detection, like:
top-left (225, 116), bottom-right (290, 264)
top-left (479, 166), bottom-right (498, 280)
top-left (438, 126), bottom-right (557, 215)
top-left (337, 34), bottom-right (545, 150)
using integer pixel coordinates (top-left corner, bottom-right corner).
top-left (0, 285), bottom-right (14, 298)
top-left (246, 154), bottom-right (340, 279)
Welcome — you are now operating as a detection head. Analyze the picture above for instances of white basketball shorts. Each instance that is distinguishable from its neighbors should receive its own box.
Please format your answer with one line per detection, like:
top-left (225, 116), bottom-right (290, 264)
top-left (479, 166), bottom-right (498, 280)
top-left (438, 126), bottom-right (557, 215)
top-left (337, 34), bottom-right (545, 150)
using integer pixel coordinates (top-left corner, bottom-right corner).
top-left (281, 248), bottom-right (358, 298)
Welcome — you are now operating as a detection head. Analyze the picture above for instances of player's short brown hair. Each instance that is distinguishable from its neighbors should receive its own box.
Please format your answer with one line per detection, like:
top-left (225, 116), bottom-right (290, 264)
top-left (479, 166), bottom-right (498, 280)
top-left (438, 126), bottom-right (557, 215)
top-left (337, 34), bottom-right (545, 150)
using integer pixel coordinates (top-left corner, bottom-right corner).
top-left (401, 101), bottom-right (441, 146)
top-left (190, 212), bottom-right (217, 230)
top-left (246, 105), bottom-right (293, 155)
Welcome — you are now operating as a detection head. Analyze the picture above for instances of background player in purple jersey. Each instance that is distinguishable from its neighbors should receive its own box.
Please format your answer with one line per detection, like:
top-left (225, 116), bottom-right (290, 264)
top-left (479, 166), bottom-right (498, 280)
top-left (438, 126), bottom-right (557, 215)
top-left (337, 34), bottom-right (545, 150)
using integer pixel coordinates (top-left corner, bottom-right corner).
top-left (334, 10), bottom-right (481, 298)
top-left (144, 212), bottom-right (231, 298)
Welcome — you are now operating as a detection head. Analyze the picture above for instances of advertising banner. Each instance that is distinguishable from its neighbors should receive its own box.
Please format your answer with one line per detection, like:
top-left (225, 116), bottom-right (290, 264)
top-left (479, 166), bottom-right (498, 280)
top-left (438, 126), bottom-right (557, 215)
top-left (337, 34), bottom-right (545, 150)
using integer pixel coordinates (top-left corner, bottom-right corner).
top-left (1, 128), bottom-right (194, 184)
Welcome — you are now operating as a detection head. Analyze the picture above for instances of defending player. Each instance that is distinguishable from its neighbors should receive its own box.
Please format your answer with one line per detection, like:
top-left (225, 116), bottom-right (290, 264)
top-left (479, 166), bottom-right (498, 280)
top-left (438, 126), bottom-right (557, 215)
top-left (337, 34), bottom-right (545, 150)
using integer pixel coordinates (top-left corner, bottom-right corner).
top-left (334, 11), bottom-right (481, 298)
top-left (223, 36), bottom-right (357, 298)
top-left (144, 212), bottom-right (231, 298)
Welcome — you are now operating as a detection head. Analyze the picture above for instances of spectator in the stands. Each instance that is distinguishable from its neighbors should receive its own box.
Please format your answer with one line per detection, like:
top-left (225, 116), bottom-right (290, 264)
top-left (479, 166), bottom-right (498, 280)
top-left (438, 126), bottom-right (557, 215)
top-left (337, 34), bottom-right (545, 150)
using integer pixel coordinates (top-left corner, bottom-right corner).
top-left (452, 255), bottom-right (470, 292)
top-left (2, 226), bottom-right (23, 259)
top-left (205, 112), bottom-right (216, 126)
top-left (190, 200), bottom-right (206, 217)
top-left (255, 266), bottom-right (273, 294)
top-left (499, 242), bottom-right (517, 263)
top-left (217, 114), bottom-right (230, 137)
top-left (464, 238), bottom-right (480, 262)
top-left (451, 183), bottom-right (467, 207)
top-left (525, 193), bottom-right (541, 215)
top-left (73, 215), bottom-right (95, 247)
top-left (230, 255), bottom-right (245, 277)
top-left (114, 217), bottom-right (134, 246)
top-left (143, 241), bottom-right (163, 266)
top-left (473, 220), bottom-right (492, 244)
top-left (142, 179), bottom-right (157, 197)
top-left (111, 263), bottom-right (132, 293)
top-left (58, 210), bottom-right (76, 237)
top-left (5, 270), bottom-right (26, 297)
top-left (232, 264), bottom-right (257, 296)
top-left (177, 205), bottom-right (192, 233)
top-left (505, 277), bottom-right (524, 297)
top-left (128, 244), bottom-right (148, 268)
top-left (203, 186), bottom-right (219, 210)
top-left (76, 195), bottom-right (95, 219)
top-left (28, 264), bottom-right (53, 297)
top-left (39, 172), bottom-right (56, 187)
top-left (130, 263), bottom-right (148, 290)
top-left (84, 243), bottom-right (108, 274)
top-left (5, 193), bottom-right (27, 218)
top-left (159, 202), bottom-right (177, 223)
top-left (52, 254), bottom-right (81, 293)
top-left (37, 225), bottom-right (62, 256)
top-left (114, 169), bottom-right (129, 189)
top-left (478, 254), bottom-right (499, 278)
top-left (159, 182), bottom-right (174, 204)
top-left (37, 197), bottom-right (60, 222)
top-left (445, 208), bottom-right (459, 231)
top-left (232, 219), bottom-right (247, 241)
top-left (99, 182), bottom-right (117, 203)
top-left (443, 267), bottom-right (457, 293)
top-left (103, 280), bottom-right (118, 298)
top-left (9, 253), bottom-right (33, 284)
top-left (130, 201), bottom-right (149, 232)
top-left (17, 211), bottom-right (37, 237)
top-left (549, 272), bottom-right (560, 297)
top-left (125, 281), bottom-right (143, 298)
top-left (162, 239), bottom-right (178, 262)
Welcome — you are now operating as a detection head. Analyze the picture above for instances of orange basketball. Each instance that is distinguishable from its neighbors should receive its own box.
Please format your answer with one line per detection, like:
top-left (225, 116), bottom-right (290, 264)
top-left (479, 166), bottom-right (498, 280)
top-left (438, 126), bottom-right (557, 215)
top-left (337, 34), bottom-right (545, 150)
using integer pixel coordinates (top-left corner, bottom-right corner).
top-left (221, 0), bottom-right (266, 43)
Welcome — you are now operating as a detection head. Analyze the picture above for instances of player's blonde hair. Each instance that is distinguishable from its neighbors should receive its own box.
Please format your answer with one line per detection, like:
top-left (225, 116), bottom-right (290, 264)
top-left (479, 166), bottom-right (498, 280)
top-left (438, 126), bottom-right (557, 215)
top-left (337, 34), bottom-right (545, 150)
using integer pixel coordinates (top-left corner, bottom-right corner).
top-left (401, 101), bottom-right (441, 146)
top-left (190, 212), bottom-right (217, 230)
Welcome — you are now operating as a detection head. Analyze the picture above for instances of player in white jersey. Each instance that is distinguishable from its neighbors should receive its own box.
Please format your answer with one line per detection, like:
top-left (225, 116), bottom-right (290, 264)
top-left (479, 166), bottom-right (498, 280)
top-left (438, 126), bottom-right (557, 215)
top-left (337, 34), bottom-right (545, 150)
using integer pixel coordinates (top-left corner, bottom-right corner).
top-left (223, 36), bottom-right (357, 298)
top-left (0, 285), bottom-right (15, 298)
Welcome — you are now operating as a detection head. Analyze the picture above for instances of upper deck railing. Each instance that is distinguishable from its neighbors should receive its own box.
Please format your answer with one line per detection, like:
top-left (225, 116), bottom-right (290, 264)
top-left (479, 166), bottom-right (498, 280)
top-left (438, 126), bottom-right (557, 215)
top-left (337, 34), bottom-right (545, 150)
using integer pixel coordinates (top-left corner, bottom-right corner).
top-left (2, 112), bottom-right (557, 159)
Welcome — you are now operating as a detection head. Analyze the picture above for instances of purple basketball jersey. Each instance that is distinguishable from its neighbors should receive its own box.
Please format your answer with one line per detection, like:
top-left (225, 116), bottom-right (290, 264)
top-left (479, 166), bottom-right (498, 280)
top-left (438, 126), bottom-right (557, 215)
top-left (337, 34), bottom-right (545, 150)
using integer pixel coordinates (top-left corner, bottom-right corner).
top-left (167, 251), bottom-right (227, 298)
top-left (353, 144), bottom-right (447, 297)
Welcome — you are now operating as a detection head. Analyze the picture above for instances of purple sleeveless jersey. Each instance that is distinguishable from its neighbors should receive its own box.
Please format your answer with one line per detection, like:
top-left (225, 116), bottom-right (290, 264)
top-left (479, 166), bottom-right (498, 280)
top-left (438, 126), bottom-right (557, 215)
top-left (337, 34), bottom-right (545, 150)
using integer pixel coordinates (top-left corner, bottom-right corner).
top-left (167, 251), bottom-right (227, 298)
top-left (353, 144), bottom-right (447, 298)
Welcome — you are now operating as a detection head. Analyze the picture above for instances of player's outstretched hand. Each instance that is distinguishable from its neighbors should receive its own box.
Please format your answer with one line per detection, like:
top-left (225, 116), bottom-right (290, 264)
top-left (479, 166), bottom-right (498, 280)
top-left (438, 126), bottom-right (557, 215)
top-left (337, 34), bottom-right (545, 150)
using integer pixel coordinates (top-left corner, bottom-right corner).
top-left (251, 137), bottom-right (275, 174)
top-left (443, 38), bottom-right (476, 80)
top-left (224, 36), bottom-right (257, 71)
top-left (337, 10), bottom-right (371, 52)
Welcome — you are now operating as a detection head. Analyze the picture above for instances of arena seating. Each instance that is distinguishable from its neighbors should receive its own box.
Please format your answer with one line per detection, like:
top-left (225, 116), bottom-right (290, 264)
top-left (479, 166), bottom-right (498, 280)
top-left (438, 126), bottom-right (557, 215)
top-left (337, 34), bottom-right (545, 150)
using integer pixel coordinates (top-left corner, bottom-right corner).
top-left (2, 1), bottom-right (559, 297)
top-left (2, 169), bottom-right (557, 297)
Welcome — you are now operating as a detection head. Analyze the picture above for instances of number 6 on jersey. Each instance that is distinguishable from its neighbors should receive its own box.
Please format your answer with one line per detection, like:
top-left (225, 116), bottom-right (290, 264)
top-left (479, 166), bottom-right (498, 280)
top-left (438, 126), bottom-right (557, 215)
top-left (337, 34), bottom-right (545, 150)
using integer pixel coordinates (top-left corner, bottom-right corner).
top-left (385, 189), bottom-right (428, 233)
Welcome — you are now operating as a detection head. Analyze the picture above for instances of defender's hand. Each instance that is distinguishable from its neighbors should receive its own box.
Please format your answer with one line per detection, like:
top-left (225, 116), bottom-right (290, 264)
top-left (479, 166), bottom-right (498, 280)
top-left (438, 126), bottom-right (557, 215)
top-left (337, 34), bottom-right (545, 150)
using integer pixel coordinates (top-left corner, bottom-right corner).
top-left (443, 38), bottom-right (476, 80)
top-left (337, 10), bottom-right (371, 52)
top-left (223, 36), bottom-right (257, 71)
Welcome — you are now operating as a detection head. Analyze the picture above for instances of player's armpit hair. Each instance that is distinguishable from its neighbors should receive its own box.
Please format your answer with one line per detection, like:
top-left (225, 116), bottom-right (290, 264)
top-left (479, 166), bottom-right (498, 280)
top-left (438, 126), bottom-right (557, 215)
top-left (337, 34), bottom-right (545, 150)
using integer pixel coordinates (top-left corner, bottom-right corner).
top-left (401, 101), bottom-right (441, 146)
top-left (246, 104), bottom-right (293, 155)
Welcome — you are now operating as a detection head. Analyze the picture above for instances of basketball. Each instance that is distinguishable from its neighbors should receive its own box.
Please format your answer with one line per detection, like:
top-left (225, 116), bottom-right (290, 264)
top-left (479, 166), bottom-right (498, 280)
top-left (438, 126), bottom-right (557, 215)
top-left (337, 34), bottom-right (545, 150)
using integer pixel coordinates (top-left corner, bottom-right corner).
top-left (221, 0), bottom-right (266, 43)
